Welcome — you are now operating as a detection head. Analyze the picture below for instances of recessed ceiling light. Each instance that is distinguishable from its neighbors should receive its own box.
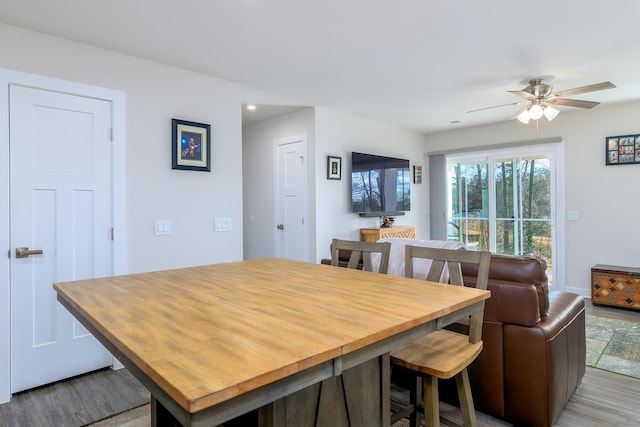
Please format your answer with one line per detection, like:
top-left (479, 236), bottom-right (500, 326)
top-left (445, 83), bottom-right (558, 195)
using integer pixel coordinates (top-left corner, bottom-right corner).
top-left (246, 104), bottom-right (257, 111)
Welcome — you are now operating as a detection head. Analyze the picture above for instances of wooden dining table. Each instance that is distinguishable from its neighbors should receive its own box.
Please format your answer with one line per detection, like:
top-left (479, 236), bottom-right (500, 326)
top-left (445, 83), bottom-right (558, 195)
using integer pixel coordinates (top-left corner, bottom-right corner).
top-left (54, 257), bottom-right (489, 427)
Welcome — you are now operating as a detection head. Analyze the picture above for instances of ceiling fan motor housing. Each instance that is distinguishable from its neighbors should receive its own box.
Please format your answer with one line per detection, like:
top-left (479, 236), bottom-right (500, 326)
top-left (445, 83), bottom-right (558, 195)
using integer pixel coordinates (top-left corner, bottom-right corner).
top-left (524, 79), bottom-right (553, 98)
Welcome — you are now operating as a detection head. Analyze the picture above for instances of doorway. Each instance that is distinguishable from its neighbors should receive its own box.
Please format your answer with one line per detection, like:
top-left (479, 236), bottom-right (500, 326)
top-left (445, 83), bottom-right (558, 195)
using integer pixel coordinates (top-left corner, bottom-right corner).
top-left (274, 134), bottom-right (309, 261)
top-left (0, 69), bottom-right (126, 401)
top-left (446, 143), bottom-right (564, 287)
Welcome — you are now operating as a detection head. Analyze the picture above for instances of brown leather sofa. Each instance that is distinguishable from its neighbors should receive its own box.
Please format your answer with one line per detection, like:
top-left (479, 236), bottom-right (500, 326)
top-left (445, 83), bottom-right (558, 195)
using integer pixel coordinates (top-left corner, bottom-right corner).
top-left (323, 250), bottom-right (586, 427)
top-left (444, 254), bottom-right (585, 427)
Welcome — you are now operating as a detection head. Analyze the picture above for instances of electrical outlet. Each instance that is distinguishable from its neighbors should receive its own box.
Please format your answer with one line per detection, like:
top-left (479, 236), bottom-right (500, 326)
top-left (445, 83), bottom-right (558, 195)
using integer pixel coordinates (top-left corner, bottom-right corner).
top-left (215, 217), bottom-right (232, 232)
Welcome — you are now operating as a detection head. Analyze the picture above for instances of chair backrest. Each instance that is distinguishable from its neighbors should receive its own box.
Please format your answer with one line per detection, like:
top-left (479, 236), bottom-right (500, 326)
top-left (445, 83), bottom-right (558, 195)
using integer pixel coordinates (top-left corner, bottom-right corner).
top-left (405, 245), bottom-right (491, 343)
top-left (330, 238), bottom-right (391, 274)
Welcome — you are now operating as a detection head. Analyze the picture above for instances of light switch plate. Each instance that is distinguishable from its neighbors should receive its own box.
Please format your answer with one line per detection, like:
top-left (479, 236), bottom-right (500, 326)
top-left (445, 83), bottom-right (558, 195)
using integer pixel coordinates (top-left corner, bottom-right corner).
top-left (155, 219), bottom-right (172, 235)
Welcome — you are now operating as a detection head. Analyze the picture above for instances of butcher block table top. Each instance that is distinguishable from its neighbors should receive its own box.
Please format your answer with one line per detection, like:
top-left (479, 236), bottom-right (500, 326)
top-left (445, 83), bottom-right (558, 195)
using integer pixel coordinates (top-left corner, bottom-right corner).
top-left (54, 257), bottom-right (489, 416)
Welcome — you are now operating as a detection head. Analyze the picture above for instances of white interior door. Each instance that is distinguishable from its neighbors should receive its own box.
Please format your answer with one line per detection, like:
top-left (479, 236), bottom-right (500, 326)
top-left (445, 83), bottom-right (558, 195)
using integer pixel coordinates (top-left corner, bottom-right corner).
top-left (275, 135), bottom-right (308, 261)
top-left (9, 85), bottom-right (113, 393)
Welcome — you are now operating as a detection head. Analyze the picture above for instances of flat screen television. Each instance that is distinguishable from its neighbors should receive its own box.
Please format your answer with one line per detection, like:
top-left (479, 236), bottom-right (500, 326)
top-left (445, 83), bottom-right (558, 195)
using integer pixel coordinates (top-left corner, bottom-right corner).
top-left (351, 151), bottom-right (410, 215)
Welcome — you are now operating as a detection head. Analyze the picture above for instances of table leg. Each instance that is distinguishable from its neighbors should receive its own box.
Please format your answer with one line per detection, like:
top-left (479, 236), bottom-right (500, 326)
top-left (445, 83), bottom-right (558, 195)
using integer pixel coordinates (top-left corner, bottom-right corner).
top-left (260, 353), bottom-right (390, 427)
top-left (151, 395), bottom-right (182, 427)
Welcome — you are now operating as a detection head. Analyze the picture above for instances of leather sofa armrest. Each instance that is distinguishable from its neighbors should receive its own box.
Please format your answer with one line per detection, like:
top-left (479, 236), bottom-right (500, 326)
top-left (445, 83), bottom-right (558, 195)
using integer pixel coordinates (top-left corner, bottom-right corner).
top-left (544, 291), bottom-right (586, 335)
top-left (502, 290), bottom-right (585, 426)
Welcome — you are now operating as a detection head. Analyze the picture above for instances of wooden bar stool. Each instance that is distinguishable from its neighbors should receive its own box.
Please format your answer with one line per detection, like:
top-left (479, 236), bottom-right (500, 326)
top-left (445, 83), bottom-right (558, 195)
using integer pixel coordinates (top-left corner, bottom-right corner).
top-left (390, 246), bottom-right (491, 427)
top-left (330, 238), bottom-right (391, 274)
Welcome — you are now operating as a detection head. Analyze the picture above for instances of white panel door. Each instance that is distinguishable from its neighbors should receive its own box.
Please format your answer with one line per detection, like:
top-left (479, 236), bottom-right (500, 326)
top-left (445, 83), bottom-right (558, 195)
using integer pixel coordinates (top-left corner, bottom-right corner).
top-left (10, 85), bottom-right (113, 393)
top-left (275, 136), bottom-right (308, 261)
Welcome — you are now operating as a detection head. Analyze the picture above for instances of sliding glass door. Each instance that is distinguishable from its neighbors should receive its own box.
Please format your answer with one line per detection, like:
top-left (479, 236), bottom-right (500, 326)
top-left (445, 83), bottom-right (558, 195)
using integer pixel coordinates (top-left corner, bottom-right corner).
top-left (446, 145), bottom-right (560, 285)
top-left (493, 156), bottom-right (552, 259)
top-left (447, 161), bottom-right (489, 251)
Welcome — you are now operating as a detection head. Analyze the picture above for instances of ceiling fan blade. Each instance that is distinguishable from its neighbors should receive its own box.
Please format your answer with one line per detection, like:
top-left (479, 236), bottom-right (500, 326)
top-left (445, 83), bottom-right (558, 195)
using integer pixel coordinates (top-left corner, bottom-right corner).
top-left (547, 98), bottom-right (600, 109)
top-left (552, 81), bottom-right (616, 98)
top-left (466, 101), bottom-right (523, 113)
top-left (510, 105), bottom-right (530, 121)
top-left (507, 90), bottom-right (536, 99)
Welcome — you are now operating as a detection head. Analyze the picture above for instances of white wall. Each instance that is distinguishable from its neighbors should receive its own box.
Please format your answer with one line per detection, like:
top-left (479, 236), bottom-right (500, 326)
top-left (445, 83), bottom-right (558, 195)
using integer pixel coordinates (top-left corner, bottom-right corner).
top-left (314, 108), bottom-right (427, 261)
top-left (0, 24), bottom-right (244, 402)
top-left (424, 100), bottom-right (640, 296)
top-left (243, 107), bottom-right (427, 263)
top-left (0, 24), bottom-right (244, 273)
top-left (242, 108), bottom-right (316, 260)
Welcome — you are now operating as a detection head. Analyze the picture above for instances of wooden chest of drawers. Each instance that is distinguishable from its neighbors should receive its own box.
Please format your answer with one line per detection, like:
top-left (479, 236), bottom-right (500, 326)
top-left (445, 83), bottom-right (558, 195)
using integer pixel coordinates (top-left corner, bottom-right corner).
top-left (591, 264), bottom-right (640, 310)
top-left (360, 226), bottom-right (416, 243)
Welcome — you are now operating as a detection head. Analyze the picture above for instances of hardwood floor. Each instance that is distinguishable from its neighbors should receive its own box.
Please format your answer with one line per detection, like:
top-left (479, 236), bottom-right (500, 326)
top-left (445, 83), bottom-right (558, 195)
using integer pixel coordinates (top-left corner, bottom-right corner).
top-left (585, 298), bottom-right (639, 321)
top-left (0, 300), bottom-right (637, 427)
top-left (521, 301), bottom-right (639, 426)
top-left (554, 366), bottom-right (639, 427)
top-left (0, 368), bottom-right (149, 427)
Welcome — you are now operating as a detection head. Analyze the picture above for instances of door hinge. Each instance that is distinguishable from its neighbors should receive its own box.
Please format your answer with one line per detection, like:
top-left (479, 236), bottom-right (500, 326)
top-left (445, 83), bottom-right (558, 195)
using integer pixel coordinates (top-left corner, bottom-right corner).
top-left (111, 227), bottom-right (115, 241)
top-left (110, 127), bottom-right (114, 142)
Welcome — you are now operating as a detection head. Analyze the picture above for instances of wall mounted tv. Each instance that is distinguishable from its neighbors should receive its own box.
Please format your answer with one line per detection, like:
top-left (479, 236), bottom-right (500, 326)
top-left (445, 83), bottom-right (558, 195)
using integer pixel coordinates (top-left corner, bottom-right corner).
top-left (351, 151), bottom-right (410, 216)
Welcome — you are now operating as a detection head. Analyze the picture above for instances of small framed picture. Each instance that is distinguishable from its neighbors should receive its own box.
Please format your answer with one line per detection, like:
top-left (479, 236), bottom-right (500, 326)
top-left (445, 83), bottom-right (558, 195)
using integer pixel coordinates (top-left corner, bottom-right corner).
top-left (327, 156), bottom-right (342, 180)
top-left (172, 118), bottom-right (211, 171)
top-left (413, 165), bottom-right (423, 184)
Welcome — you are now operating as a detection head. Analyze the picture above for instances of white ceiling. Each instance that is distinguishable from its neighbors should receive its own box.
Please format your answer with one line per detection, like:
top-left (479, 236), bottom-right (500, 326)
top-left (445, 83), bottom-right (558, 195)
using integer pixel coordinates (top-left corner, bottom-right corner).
top-left (2, 0), bottom-right (640, 133)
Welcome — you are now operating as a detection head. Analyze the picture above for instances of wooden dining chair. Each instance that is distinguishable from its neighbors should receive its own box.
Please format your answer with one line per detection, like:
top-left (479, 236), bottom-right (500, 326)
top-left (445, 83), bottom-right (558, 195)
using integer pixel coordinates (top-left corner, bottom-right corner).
top-left (330, 238), bottom-right (391, 274)
top-left (390, 246), bottom-right (491, 427)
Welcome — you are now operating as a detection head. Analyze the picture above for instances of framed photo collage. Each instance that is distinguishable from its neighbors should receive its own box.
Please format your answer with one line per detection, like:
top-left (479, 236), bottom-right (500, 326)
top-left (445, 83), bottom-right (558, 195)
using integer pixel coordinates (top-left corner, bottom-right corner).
top-left (606, 134), bottom-right (640, 165)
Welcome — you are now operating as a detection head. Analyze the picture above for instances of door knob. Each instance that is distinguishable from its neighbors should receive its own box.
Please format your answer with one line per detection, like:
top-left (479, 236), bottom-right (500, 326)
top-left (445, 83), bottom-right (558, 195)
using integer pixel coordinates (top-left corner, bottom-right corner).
top-left (277, 224), bottom-right (284, 230)
top-left (16, 247), bottom-right (44, 258)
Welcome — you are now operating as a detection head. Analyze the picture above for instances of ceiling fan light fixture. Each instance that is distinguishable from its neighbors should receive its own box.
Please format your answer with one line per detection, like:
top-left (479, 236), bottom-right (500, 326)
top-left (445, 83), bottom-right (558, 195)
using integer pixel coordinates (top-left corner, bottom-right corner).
top-left (543, 105), bottom-right (559, 121)
top-left (475, 79), bottom-right (614, 125)
top-left (517, 108), bottom-right (531, 124)
top-left (529, 104), bottom-right (544, 120)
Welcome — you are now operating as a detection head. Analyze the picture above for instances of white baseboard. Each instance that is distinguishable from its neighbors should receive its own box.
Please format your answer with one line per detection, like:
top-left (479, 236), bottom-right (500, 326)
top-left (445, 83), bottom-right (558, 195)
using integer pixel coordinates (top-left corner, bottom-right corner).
top-left (564, 287), bottom-right (590, 298)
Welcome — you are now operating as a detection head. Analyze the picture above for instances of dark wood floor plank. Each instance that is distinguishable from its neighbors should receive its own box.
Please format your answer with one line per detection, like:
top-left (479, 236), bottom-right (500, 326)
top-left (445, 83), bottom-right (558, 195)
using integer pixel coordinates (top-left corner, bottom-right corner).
top-left (0, 368), bottom-right (149, 427)
top-left (555, 366), bottom-right (640, 427)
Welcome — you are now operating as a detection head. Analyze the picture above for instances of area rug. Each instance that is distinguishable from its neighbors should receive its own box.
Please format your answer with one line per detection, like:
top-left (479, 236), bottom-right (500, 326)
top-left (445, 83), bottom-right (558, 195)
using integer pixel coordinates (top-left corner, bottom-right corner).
top-left (586, 314), bottom-right (640, 379)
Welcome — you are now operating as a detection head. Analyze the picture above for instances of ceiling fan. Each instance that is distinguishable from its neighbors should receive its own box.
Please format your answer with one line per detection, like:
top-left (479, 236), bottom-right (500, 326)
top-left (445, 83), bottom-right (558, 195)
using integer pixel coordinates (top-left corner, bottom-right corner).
top-left (468, 79), bottom-right (616, 124)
